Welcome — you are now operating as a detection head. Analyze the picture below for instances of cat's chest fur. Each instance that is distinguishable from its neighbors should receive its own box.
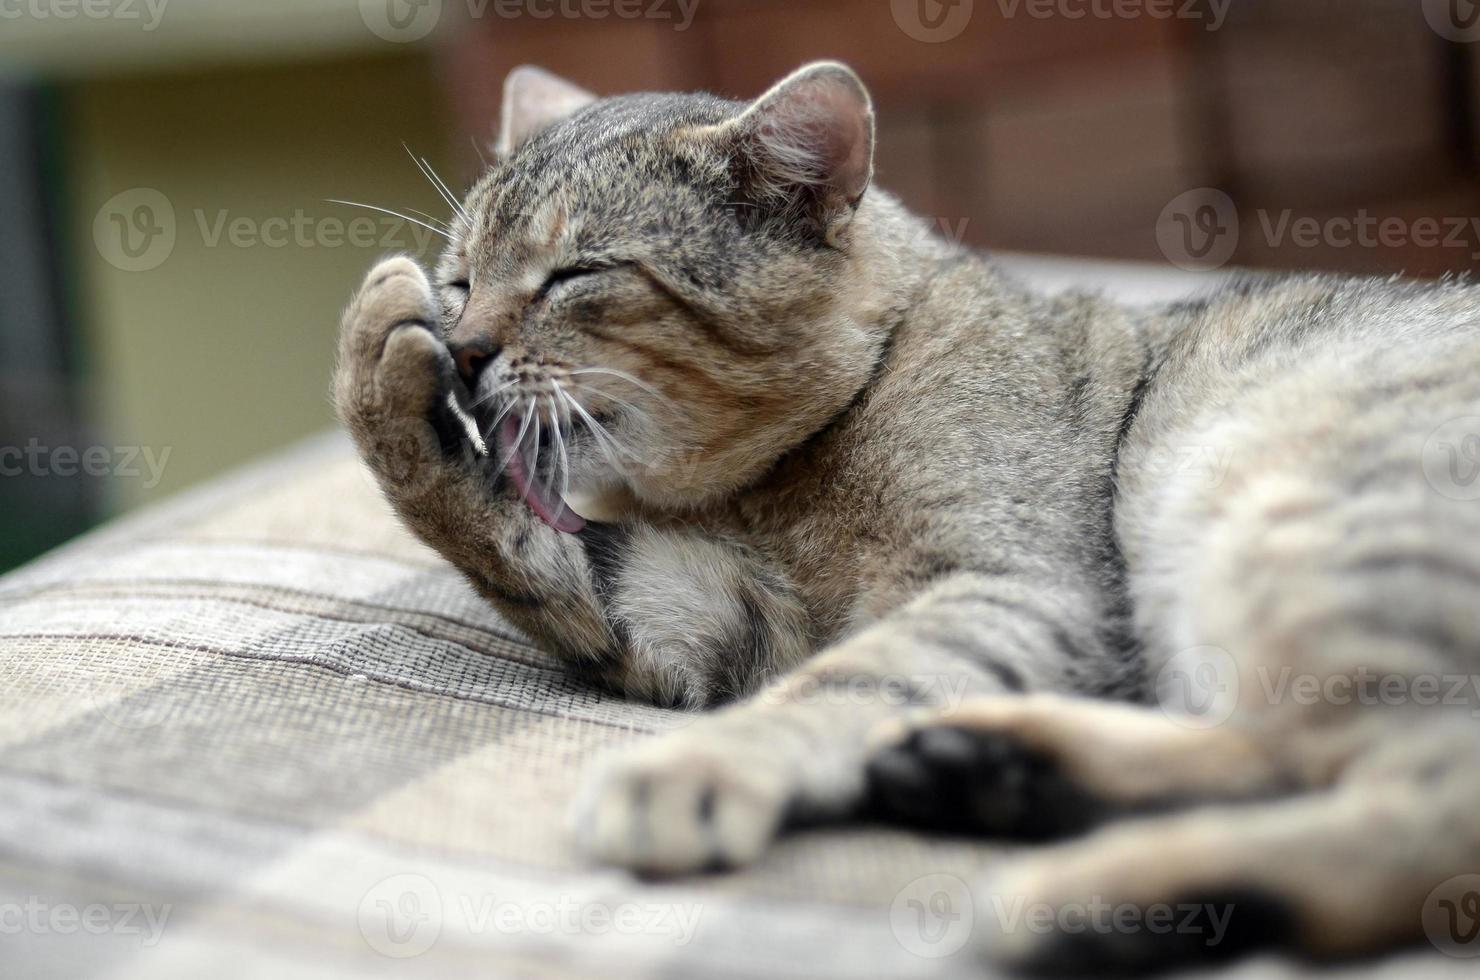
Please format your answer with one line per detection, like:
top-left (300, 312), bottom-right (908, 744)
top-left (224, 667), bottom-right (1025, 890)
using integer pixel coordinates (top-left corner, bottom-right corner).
top-left (721, 260), bottom-right (1153, 646)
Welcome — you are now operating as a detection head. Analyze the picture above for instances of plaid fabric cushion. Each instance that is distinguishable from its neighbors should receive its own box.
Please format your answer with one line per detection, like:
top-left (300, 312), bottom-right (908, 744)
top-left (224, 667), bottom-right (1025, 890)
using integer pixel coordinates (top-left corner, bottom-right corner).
top-left (0, 434), bottom-right (1009, 979)
top-left (0, 344), bottom-right (1470, 977)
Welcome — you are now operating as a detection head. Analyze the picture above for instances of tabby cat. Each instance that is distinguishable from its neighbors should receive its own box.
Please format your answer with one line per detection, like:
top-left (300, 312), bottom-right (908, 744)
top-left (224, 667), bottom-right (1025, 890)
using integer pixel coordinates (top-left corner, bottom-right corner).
top-left (334, 62), bottom-right (1480, 972)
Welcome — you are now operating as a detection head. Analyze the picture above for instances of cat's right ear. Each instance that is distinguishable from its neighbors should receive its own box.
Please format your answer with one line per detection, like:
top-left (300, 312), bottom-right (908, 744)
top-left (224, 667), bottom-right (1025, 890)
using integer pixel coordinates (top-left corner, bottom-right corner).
top-left (712, 61), bottom-right (876, 244)
top-left (495, 66), bottom-right (597, 158)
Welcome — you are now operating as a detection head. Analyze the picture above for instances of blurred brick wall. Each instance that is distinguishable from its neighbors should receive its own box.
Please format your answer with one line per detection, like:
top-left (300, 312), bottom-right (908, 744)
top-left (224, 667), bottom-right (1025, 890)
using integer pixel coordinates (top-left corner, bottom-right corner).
top-left (438, 0), bottom-right (1480, 277)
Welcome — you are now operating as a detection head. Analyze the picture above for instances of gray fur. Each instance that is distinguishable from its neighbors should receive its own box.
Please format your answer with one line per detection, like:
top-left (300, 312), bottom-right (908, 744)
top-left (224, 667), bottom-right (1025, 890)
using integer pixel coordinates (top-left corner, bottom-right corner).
top-left (335, 62), bottom-right (1480, 969)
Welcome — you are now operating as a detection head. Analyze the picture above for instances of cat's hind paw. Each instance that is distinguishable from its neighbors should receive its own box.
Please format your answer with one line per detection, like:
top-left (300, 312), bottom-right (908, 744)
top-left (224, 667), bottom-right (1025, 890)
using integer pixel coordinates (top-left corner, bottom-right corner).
top-left (866, 717), bottom-right (1104, 841)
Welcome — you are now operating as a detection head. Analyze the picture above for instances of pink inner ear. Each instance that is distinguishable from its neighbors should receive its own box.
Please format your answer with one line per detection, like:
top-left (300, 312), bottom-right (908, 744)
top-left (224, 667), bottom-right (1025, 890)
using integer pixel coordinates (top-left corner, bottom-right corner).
top-left (816, 85), bottom-right (872, 203)
top-left (751, 70), bottom-right (873, 208)
top-left (498, 66), bottom-right (597, 156)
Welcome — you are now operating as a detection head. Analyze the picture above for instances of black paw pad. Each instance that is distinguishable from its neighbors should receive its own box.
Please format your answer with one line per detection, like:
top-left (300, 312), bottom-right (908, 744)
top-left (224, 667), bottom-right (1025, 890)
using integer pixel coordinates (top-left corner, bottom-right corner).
top-left (866, 726), bottom-right (1105, 840)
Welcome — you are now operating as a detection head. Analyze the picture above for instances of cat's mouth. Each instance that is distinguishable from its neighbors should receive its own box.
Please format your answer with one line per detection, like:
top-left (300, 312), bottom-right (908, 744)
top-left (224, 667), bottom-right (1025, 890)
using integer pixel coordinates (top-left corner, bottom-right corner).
top-left (496, 412), bottom-right (587, 534)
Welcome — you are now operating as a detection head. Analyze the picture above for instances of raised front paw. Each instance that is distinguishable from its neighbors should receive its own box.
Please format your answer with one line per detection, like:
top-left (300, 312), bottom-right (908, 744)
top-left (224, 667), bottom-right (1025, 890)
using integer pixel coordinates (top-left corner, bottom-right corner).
top-left (334, 256), bottom-right (463, 490)
top-left (569, 734), bottom-right (793, 874)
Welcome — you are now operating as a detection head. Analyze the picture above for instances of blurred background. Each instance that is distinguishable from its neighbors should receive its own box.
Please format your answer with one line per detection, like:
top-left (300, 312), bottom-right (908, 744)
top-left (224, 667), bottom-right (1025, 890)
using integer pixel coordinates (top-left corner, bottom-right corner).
top-left (1, 0), bottom-right (1478, 571)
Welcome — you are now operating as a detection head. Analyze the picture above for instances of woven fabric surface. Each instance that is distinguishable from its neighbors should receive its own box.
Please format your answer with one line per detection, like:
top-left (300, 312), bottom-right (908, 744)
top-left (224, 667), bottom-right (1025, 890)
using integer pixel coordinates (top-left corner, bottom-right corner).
top-left (0, 254), bottom-right (1470, 978)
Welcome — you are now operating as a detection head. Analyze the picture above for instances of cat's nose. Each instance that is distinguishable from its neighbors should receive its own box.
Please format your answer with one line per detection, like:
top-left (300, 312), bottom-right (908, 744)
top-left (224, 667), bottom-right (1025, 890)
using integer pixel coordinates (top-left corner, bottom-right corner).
top-left (450, 341), bottom-right (496, 386)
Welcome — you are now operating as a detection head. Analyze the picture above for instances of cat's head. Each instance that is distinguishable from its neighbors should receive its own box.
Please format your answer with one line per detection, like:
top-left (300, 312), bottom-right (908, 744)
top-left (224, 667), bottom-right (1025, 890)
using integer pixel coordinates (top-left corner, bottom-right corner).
top-left (438, 62), bottom-right (892, 527)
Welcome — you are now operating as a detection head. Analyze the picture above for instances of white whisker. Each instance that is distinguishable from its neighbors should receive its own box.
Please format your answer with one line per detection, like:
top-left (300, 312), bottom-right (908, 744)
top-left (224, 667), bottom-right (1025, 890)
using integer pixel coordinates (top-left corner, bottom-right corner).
top-left (404, 206), bottom-right (451, 231)
top-left (529, 407), bottom-right (542, 479)
top-left (422, 157), bottom-right (470, 221)
top-left (325, 200), bottom-right (451, 241)
top-left (550, 381), bottom-right (574, 503)
top-left (565, 393), bottom-right (645, 467)
top-left (548, 396), bottom-right (572, 517)
top-left (402, 143), bottom-right (469, 221)
top-left (481, 394), bottom-right (519, 443)
top-left (563, 388), bottom-right (626, 474)
top-left (565, 380), bottom-right (658, 424)
top-left (568, 367), bottom-right (670, 403)
top-left (471, 377), bottom-right (521, 409)
top-left (494, 396), bottom-right (536, 476)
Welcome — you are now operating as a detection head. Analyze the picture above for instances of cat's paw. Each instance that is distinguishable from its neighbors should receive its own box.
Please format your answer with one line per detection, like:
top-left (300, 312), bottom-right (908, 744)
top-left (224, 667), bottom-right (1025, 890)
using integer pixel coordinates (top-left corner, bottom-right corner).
top-left (866, 706), bottom-right (1105, 841)
top-left (866, 695), bottom-right (1282, 842)
top-left (973, 833), bottom-right (1295, 975)
top-left (334, 256), bottom-right (457, 485)
top-left (335, 255), bottom-right (451, 418)
top-left (569, 734), bottom-right (792, 874)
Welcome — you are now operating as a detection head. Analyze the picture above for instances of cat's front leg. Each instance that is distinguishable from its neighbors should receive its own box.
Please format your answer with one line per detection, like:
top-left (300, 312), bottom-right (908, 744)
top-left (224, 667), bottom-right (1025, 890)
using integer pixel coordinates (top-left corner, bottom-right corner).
top-left (333, 256), bottom-right (810, 704)
top-left (333, 255), bottom-right (616, 662)
top-left (570, 570), bottom-right (1104, 872)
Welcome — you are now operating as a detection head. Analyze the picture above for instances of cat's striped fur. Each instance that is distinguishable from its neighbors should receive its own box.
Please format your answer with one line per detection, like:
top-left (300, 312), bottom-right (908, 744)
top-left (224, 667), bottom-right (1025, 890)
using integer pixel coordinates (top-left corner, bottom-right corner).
top-left (334, 62), bottom-right (1480, 971)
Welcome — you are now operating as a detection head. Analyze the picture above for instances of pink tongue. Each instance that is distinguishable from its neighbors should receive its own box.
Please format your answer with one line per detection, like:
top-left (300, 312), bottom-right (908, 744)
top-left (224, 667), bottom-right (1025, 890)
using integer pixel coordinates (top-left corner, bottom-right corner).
top-left (499, 415), bottom-right (586, 534)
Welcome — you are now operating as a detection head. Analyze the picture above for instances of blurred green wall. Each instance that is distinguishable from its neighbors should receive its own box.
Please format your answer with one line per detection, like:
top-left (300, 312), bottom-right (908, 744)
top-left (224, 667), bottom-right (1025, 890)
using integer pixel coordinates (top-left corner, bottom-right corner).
top-left (65, 52), bottom-right (463, 508)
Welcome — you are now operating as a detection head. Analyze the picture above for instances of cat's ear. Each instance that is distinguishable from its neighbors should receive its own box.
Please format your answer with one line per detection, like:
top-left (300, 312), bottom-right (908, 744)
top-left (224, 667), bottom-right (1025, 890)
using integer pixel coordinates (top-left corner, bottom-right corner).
top-left (725, 61), bottom-right (875, 241)
top-left (495, 66), bottom-right (597, 157)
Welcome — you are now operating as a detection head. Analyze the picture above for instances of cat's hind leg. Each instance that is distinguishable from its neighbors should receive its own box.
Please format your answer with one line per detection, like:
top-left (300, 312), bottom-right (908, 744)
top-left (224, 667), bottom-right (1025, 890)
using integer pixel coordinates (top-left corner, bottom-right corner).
top-left (968, 716), bottom-right (1480, 973)
top-left (866, 694), bottom-right (1293, 840)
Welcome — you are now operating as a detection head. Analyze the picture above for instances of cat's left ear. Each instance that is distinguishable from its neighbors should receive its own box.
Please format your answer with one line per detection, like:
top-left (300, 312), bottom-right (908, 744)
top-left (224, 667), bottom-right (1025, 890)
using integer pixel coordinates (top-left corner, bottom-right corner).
top-left (722, 61), bottom-right (875, 242)
top-left (495, 65), bottom-right (597, 157)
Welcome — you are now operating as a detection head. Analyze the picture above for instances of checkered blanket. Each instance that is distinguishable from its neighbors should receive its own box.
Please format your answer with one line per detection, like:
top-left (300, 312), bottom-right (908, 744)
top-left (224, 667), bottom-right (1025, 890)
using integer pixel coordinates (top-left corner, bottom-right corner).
top-left (0, 316), bottom-right (1470, 979)
top-left (0, 434), bottom-right (1014, 979)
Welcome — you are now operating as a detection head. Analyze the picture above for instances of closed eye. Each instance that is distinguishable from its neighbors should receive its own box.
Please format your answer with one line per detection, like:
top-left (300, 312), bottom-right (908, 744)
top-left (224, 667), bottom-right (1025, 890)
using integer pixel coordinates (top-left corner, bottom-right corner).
top-left (537, 265), bottom-right (609, 300)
